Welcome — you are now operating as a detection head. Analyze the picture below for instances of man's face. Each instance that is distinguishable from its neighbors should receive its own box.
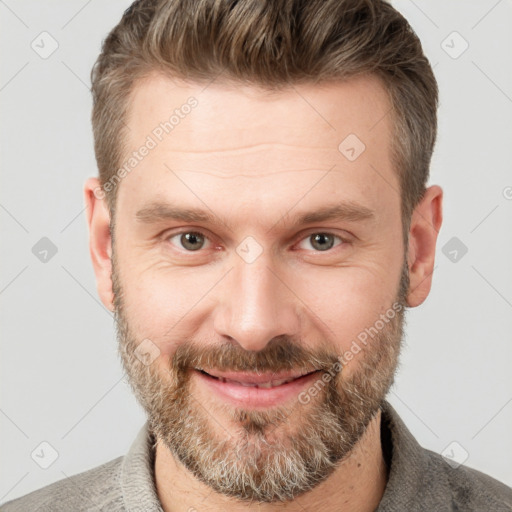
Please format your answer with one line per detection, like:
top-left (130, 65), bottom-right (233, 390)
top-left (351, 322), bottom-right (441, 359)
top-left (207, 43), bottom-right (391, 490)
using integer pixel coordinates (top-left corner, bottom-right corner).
top-left (111, 73), bottom-right (408, 502)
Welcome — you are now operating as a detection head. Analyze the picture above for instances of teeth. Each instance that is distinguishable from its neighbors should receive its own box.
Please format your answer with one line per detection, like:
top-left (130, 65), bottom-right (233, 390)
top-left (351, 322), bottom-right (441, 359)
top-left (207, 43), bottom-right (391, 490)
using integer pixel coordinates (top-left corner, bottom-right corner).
top-left (218, 377), bottom-right (295, 388)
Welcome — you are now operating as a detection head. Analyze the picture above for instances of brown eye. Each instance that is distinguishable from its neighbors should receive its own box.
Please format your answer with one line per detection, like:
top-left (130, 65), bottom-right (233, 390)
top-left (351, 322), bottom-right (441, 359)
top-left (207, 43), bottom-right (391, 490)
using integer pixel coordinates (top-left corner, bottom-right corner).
top-left (298, 233), bottom-right (343, 252)
top-left (169, 232), bottom-right (209, 251)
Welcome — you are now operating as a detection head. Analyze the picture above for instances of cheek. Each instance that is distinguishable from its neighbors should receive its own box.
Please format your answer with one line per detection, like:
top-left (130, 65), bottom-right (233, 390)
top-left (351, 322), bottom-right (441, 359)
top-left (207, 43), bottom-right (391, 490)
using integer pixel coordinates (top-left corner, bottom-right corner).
top-left (119, 264), bottom-right (222, 355)
top-left (291, 265), bottom-right (399, 352)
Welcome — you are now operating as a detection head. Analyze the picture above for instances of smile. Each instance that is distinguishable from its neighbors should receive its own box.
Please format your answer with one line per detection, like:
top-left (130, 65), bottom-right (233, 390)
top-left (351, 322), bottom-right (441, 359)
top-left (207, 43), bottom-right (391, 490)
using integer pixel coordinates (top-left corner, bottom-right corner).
top-left (193, 368), bottom-right (323, 407)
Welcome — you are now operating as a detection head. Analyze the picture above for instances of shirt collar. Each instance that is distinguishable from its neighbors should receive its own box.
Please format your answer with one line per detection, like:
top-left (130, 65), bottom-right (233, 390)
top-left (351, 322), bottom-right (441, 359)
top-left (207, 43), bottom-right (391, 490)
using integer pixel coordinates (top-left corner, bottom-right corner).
top-left (120, 400), bottom-right (432, 511)
top-left (376, 400), bottom-right (449, 511)
top-left (120, 420), bottom-right (163, 512)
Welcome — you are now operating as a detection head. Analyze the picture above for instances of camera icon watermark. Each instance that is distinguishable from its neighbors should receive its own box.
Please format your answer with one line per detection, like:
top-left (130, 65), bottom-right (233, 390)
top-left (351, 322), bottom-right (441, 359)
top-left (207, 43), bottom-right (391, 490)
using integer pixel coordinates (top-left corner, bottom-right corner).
top-left (338, 133), bottom-right (366, 162)
top-left (134, 338), bottom-right (160, 365)
top-left (441, 31), bottom-right (469, 60)
top-left (442, 236), bottom-right (468, 263)
top-left (236, 236), bottom-right (263, 264)
top-left (32, 237), bottom-right (58, 263)
top-left (31, 441), bottom-right (59, 469)
top-left (441, 441), bottom-right (469, 469)
top-left (31, 31), bottom-right (59, 59)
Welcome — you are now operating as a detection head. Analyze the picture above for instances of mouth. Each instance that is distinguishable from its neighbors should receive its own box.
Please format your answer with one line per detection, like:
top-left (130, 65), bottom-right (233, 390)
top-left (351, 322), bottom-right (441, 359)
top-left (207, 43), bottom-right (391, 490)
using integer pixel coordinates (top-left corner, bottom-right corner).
top-left (196, 368), bottom-right (320, 387)
top-left (193, 368), bottom-right (323, 407)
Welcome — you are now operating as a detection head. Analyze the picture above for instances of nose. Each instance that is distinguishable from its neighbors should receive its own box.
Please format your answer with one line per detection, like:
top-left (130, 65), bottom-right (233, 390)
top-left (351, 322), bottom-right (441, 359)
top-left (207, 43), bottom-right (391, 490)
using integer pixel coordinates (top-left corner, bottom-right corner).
top-left (213, 253), bottom-right (301, 352)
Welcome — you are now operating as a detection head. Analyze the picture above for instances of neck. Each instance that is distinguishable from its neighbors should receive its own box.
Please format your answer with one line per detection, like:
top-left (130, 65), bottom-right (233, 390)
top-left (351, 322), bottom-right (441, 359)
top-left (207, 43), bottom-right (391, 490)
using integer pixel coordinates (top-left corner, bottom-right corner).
top-left (154, 409), bottom-right (388, 512)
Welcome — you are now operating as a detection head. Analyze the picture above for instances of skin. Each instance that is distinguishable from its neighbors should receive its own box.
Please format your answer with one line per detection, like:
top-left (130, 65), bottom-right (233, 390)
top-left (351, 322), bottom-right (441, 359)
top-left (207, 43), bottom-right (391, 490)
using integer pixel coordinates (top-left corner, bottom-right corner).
top-left (84, 72), bottom-right (442, 511)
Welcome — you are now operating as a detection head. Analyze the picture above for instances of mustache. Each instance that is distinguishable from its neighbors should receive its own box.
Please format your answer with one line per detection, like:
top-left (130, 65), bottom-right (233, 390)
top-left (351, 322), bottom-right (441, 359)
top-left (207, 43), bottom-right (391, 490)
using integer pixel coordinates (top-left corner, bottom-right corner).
top-left (113, 297), bottom-right (342, 377)
top-left (167, 335), bottom-right (342, 376)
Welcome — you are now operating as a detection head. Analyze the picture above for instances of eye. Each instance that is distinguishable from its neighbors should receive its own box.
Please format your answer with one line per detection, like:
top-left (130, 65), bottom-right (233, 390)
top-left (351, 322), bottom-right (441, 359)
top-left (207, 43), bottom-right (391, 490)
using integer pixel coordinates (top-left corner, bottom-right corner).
top-left (297, 232), bottom-right (344, 252)
top-left (168, 231), bottom-right (211, 251)
top-left (165, 230), bottom-right (346, 254)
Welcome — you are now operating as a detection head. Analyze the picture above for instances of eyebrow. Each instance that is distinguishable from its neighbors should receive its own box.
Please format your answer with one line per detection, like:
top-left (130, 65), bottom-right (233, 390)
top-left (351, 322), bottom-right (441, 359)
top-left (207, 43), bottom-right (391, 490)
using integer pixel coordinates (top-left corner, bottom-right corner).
top-left (135, 201), bottom-right (375, 229)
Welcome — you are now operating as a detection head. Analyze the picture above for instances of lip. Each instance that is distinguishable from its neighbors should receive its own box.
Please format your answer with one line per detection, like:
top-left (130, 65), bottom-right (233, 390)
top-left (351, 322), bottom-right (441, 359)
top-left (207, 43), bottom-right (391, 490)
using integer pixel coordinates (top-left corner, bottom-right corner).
top-left (193, 368), bottom-right (323, 408)
top-left (201, 368), bottom-right (318, 385)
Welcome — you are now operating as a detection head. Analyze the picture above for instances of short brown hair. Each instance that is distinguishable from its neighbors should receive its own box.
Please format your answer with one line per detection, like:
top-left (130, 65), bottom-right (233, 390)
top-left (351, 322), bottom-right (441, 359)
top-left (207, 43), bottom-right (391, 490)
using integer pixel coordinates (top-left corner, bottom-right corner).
top-left (91, 0), bottom-right (438, 234)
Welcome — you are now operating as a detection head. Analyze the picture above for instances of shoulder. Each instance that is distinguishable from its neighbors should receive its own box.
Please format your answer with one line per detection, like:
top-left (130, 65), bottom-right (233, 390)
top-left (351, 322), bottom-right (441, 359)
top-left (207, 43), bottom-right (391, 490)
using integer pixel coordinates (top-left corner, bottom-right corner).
top-left (0, 456), bottom-right (125, 512)
top-left (378, 400), bottom-right (512, 511)
top-left (423, 447), bottom-right (512, 511)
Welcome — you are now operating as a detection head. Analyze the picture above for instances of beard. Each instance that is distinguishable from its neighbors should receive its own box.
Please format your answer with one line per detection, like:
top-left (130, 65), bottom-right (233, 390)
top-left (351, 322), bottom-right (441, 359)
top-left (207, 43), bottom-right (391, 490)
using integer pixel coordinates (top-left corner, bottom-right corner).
top-left (112, 251), bottom-right (408, 503)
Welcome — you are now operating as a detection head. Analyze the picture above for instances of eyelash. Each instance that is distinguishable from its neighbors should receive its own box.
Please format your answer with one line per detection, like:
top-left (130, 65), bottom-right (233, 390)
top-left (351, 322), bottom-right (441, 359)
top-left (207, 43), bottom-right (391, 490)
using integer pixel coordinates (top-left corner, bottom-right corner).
top-left (164, 229), bottom-right (349, 254)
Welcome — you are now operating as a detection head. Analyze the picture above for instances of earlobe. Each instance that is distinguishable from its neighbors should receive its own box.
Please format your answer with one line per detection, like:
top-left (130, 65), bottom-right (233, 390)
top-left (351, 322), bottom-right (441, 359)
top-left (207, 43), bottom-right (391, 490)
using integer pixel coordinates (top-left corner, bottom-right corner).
top-left (84, 178), bottom-right (115, 312)
top-left (406, 185), bottom-right (443, 308)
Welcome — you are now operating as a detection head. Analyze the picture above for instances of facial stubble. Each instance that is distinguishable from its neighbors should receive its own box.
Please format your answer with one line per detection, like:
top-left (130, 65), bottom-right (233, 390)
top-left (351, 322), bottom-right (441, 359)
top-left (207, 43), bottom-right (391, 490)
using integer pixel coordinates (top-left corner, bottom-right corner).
top-left (112, 249), bottom-right (408, 503)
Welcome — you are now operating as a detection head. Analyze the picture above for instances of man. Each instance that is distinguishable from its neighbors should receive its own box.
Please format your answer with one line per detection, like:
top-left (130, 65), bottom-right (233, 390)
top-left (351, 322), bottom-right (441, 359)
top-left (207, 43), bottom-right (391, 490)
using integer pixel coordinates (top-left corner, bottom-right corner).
top-left (2, 0), bottom-right (511, 511)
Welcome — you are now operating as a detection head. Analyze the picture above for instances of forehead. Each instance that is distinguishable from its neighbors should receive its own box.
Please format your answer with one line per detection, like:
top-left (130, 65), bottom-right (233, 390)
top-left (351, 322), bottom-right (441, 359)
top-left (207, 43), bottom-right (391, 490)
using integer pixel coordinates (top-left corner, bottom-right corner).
top-left (125, 71), bottom-right (392, 154)
top-left (117, 71), bottom-right (397, 219)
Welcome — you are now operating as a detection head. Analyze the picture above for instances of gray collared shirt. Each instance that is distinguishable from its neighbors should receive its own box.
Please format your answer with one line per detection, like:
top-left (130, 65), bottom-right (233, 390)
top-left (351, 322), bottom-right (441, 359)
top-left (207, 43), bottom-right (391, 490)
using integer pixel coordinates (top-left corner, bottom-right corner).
top-left (2, 400), bottom-right (511, 511)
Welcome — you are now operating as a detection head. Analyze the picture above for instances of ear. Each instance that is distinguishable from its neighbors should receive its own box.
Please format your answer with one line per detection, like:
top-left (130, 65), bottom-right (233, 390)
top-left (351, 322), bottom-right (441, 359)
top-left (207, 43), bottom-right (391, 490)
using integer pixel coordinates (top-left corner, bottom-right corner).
top-left (406, 185), bottom-right (443, 307)
top-left (84, 178), bottom-right (114, 312)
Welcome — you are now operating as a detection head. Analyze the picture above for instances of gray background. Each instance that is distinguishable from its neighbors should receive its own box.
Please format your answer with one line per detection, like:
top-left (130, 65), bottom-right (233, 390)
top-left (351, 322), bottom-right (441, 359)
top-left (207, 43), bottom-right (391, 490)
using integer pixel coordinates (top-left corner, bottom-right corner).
top-left (1, 0), bottom-right (511, 503)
